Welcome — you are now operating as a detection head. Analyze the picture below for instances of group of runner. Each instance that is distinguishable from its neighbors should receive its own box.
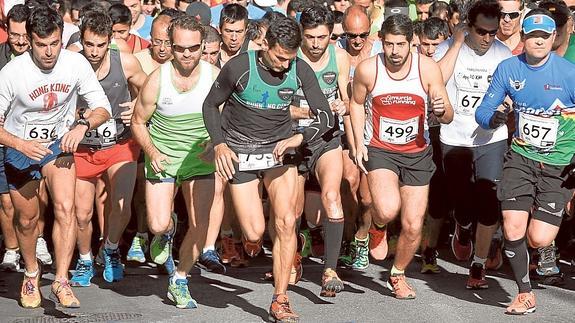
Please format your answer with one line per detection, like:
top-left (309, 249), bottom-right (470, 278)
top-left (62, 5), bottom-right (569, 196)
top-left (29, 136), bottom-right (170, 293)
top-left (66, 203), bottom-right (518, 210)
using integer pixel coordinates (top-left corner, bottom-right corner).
top-left (0, 0), bottom-right (574, 321)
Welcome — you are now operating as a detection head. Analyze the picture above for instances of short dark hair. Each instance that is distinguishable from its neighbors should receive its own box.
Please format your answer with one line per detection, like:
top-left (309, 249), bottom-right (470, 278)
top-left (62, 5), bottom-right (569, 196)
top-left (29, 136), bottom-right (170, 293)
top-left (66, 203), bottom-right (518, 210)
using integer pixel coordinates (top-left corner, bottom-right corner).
top-left (430, 0), bottom-right (451, 18)
top-left (415, 0), bottom-right (435, 5)
top-left (287, 0), bottom-right (314, 15)
top-left (70, 0), bottom-right (90, 11)
top-left (380, 13), bottom-right (413, 42)
top-left (300, 4), bottom-right (334, 32)
top-left (203, 25), bottom-right (221, 43)
top-left (219, 3), bottom-right (248, 29)
top-left (246, 20), bottom-right (265, 41)
top-left (108, 3), bottom-right (132, 26)
top-left (468, 0), bottom-right (501, 27)
top-left (7, 4), bottom-right (31, 25)
top-left (334, 10), bottom-right (344, 24)
top-left (80, 10), bottom-right (113, 39)
top-left (418, 16), bottom-right (449, 39)
top-left (157, 8), bottom-right (184, 19)
top-left (266, 16), bottom-right (302, 50)
top-left (539, 0), bottom-right (571, 27)
top-left (261, 10), bottom-right (285, 27)
top-left (26, 6), bottom-right (63, 38)
top-left (79, 1), bottom-right (110, 19)
top-left (168, 15), bottom-right (206, 42)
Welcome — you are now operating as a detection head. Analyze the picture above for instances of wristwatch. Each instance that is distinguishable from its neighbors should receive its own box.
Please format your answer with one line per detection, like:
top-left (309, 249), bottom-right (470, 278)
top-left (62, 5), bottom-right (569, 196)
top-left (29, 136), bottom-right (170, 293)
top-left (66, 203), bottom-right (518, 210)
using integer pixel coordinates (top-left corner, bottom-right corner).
top-left (77, 118), bottom-right (90, 131)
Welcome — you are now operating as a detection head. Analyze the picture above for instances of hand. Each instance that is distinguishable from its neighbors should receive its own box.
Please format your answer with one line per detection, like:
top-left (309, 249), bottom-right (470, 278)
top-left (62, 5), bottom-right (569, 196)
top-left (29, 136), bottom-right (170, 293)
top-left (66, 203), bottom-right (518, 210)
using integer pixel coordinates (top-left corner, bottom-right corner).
top-left (149, 150), bottom-right (171, 174)
top-left (273, 134), bottom-right (303, 162)
top-left (330, 99), bottom-right (347, 116)
top-left (198, 141), bottom-right (215, 163)
top-left (0, 115), bottom-right (5, 127)
top-left (489, 110), bottom-right (508, 129)
top-left (60, 125), bottom-right (88, 153)
top-left (16, 139), bottom-right (53, 161)
top-left (214, 143), bottom-right (239, 180)
top-left (354, 144), bottom-right (369, 174)
top-left (431, 96), bottom-right (445, 117)
top-left (119, 101), bottom-right (135, 126)
top-left (562, 163), bottom-right (575, 189)
top-left (453, 23), bottom-right (467, 45)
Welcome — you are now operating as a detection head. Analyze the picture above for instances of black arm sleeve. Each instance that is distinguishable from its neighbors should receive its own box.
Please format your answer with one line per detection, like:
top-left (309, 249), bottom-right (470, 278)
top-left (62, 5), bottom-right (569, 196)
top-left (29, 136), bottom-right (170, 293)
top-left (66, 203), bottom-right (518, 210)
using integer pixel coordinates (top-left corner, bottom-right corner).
top-left (202, 62), bottom-right (238, 146)
top-left (296, 59), bottom-right (335, 143)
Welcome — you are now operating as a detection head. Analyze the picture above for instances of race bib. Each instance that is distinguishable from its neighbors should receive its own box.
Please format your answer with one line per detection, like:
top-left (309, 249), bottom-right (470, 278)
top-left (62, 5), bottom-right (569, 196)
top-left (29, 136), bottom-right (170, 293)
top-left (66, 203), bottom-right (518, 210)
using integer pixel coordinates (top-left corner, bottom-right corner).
top-left (23, 120), bottom-right (59, 141)
top-left (455, 90), bottom-right (483, 116)
top-left (518, 113), bottom-right (558, 149)
top-left (81, 119), bottom-right (118, 147)
top-left (238, 153), bottom-right (281, 171)
top-left (379, 116), bottom-right (419, 145)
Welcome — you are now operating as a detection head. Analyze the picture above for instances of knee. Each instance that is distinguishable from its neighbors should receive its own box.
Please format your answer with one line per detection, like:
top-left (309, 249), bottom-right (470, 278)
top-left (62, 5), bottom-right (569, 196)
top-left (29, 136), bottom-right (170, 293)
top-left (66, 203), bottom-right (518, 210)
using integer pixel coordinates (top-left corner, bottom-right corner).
top-left (53, 200), bottom-right (75, 216)
top-left (148, 216), bottom-right (170, 235)
top-left (322, 189), bottom-right (341, 210)
top-left (527, 232), bottom-right (554, 249)
top-left (343, 172), bottom-right (360, 192)
top-left (402, 219), bottom-right (424, 240)
top-left (274, 212), bottom-right (297, 236)
top-left (17, 213), bottom-right (39, 231)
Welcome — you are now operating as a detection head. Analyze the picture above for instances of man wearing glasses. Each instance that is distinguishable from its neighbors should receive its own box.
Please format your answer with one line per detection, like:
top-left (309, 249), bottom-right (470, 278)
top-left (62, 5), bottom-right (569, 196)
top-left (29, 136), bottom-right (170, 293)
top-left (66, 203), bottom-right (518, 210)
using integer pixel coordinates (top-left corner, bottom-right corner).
top-left (434, 0), bottom-right (511, 289)
top-left (476, 10), bottom-right (575, 315)
top-left (497, 0), bottom-right (524, 55)
top-left (132, 15), bottom-right (224, 309)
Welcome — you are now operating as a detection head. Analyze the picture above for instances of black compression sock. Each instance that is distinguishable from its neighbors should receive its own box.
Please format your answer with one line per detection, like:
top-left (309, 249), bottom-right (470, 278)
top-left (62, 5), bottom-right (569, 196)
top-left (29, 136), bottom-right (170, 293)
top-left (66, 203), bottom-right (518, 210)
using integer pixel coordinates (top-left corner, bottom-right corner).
top-left (504, 237), bottom-right (532, 293)
top-left (324, 217), bottom-right (344, 270)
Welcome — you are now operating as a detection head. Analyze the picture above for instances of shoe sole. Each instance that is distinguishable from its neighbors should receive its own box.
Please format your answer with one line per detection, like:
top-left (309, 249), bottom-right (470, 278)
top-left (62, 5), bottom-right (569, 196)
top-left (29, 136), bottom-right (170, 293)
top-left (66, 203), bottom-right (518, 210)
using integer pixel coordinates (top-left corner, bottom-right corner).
top-left (126, 256), bottom-right (146, 263)
top-left (197, 263), bottom-right (226, 275)
top-left (167, 291), bottom-right (197, 309)
top-left (506, 307), bottom-right (536, 315)
top-left (268, 314), bottom-right (299, 323)
top-left (49, 292), bottom-right (80, 308)
top-left (466, 284), bottom-right (489, 290)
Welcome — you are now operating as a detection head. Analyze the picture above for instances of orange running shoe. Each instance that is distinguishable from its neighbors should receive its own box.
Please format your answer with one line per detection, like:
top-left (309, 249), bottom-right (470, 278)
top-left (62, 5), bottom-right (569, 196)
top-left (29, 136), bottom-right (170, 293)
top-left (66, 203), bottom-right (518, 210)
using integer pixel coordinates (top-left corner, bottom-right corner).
top-left (387, 274), bottom-right (416, 299)
top-left (506, 292), bottom-right (536, 315)
top-left (242, 236), bottom-right (262, 258)
top-left (369, 225), bottom-right (388, 260)
top-left (320, 268), bottom-right (344, 297)
top-left (269, 294), bottom-right (299, 323)
top-left (231, 243), bottom-right (250, 268)
top-left (290, 253), bottom-right (303, 285)
top-left (20, 270), bottom-right (42, 309)
top-left (50, 279), bottom-right (80, 308)
top-left (220, 236), bottom-right (239, 264)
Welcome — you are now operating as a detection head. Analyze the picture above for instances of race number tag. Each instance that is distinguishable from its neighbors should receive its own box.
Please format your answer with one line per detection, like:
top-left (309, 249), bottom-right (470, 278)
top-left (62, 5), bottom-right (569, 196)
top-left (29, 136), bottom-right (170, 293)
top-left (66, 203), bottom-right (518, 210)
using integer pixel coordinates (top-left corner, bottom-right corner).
top-left (455, 90), bottom-right (482, 116)
top-left (238, 153), bottom-right (281, 171)
top-left (379, 116), bottom-right (419, 144)
top-left (23, 120), bottom-right (59, 141)
top-left (518, 113), bottom-right (558, 149)
top-left (81, 119), bottom-right (117, 147)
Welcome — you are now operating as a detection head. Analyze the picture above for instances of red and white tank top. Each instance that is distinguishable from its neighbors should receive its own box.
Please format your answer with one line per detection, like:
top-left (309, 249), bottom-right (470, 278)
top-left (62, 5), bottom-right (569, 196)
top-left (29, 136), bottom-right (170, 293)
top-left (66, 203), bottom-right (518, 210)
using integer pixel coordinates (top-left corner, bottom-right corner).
top-left (364, 53), bottom-right (429, 153)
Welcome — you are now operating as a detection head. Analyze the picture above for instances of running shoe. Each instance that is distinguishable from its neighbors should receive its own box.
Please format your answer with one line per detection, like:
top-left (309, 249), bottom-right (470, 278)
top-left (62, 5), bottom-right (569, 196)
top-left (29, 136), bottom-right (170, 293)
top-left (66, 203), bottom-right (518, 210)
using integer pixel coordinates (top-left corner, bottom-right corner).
top-left (485, 237), bottom-right (504, 270)
top-left (220, 235), bottom-right (239, 264)
top-left (36, 237), bottom-right (53, 265)
top-left (127, 234), bottom-right (148, 263)
top-left (338, 240), bottom-right (353, 266)
top-left (95, 242), bottom-right (104, 266)
top-left (451, 222), bottom-right (473, 261)
top-left (536, 245), bottom-right (560, 276)
top-left (351, 238), bottom-right (370, 270)
top-left (158, 254), bottom-right (176, 276)
top-left (167, 277), bottom-right (197, 309)
top-left (298, 228), bottom-right (312, 258)
top-left (420, 247), bottom-right (440, 274)
top-left (20, 267), bottom-right (42, 308)
top-left (291, 252), bottom-right (303, 285)
top-left (320, 268), bottom-right (344, 297)
top-left (50, 279), bottom-right (80, 308)
top-left (505, 292), bottom-right (536, 315)
top-left (387, 274), bottom-right (416, 299)
top-left (309, 227), bottom-right (324, 258)
top-left (466, 263), bottom-right (488, 289)
top-left (150, 213), bottom-right (177, 265)
top-left (369, 225), bottom-right (388, 260)
top-left (70, 259), bottom-right (94, 287)
top-left (1, 249), bottom-right (21, 272)
top-left (242, 237), bottom-right (262, 258)
top-left (231, 243), bottom-right (249, 268)
top-left (103, 248), bottom-right (124, 283)
top-left (269, 294), bottom-right (299, 323)
top-left (198, 249), bottom-right (226, 274)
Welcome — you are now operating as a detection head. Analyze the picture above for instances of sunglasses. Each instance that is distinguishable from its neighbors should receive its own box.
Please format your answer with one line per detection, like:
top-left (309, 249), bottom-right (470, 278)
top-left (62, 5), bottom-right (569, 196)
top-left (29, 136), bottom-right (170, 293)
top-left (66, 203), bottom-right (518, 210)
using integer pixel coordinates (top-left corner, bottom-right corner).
top-left (473, 26), bottom-right (498, 37)
top-left (345, 32), bottom-right (370, 39)
top-left (501, 11), bottom-right (521, 20)
top-left (331, 33), bottom-right (344, 40)
top-left (172, 44), bottom-right (202, 53)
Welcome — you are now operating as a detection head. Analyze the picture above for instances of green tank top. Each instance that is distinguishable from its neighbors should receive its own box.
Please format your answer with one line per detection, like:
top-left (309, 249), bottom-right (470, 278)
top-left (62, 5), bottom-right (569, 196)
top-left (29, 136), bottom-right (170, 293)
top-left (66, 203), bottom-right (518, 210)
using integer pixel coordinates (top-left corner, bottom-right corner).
top-left (293, 45), bottom-right (339, 106)
top-left (231, 50), bottom-right (298, 111)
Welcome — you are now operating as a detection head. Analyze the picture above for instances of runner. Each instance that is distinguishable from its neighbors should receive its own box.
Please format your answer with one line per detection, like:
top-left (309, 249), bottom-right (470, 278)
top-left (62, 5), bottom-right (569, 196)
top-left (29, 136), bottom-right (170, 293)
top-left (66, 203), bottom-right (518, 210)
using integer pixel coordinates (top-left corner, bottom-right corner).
top-left (109, 3), bottom-right (150, 53)
top-left (434, 0), bottom-right (511, 286)
top-left (132, 15), bottom-right (225, 309)
top-left (216, 3), bottom-right (248, 67)
top-left (202, 15), bottom-right (334, 322)
top-left (497, 0), bottom-right (524, 55)
top-left (475, 10), bottom-right (575, 314)
top-left (0, 6), bottom-right (111, 308)
top-left (70, 10), bottom-right (146, 287)
top-left (351, 13), bottom-right (453, 299)
top-left (124, 0), bottom-right (153, 39)
top-left (200, 25), bottom-right (221, 66)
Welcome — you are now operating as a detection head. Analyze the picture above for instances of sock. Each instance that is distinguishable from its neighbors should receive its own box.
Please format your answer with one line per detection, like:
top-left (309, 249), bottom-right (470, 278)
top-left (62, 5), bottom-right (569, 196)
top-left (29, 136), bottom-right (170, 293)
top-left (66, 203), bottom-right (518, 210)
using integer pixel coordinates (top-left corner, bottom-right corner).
top-left (104, 238), bottom-right (119, 250)
top-left (472, 255), bottom-right (486, 267)
top-left (220, 229), bottom-right (233, 238)
top-left (307, 221), bottom-right (317, 229)
top-left (324, 217), bottom-right (344, 270)
top-left (79, 252), bottom-right (93, 261)
top-left (390, 265), bottom-right (404, 276)
top-left (461, 223), bottom-right (472, 230)
top-left (504, 237), bottom-right (531, 293)
top-left (170, 271), bottom-right (187, 284)
top-left (99, 236), bottom-right (104, 241)
top-left (25, 269), bottom-right (39, 278)
top-left (203, 245), bottom-right (215, 253)
top-left (354, 235), bottom-right (368, 246)
top-left (374, 222), bottom-right (386, 229)
top-left (136, 232), bottom-right (149, 240)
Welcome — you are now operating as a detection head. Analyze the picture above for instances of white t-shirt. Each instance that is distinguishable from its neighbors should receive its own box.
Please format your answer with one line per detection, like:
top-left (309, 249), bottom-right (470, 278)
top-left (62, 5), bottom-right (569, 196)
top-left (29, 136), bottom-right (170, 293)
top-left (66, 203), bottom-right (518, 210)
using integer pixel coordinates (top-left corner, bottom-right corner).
top-left (0, 50), bottom-right (111, 144)
top-left (434, 38), bottom-right (512, 147)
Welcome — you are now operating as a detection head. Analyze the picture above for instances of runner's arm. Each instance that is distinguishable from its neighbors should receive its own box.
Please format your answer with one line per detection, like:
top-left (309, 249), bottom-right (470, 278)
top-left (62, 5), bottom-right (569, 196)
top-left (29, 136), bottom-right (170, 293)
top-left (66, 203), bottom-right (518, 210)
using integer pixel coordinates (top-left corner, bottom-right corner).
top-left (336, 47), bottom-right (351, 115)
top-left (131, 69), bottom-right (161, 158)
top-left (475, 64), bottom-right (508, 129)
top-left (350, 59), bottom-right (371, 152)
top-left (202, 62), bottom-right (237, 146)
top-left (436, 36), bottom-right (462, 84)
top-left (76, 57), bottom-right (112, 129)
top-left (424, 56), bottom-right (453, 124)
top-left (298, 60), bottom-right (335, 142)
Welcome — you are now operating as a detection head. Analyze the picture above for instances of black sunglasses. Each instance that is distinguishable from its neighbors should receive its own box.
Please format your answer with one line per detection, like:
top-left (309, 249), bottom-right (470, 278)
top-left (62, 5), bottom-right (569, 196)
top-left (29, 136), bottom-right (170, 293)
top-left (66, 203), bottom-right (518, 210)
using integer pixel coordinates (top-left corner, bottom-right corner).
top-left (331, 33), bottom-right (344, 40)
top-left (345, 32), bottom-right (370, 39)
top-left (473, 26), bottom-right (498, 37)
top-left (172, 44), bottom-right (202, 53)
top-left (501, 11), bottom-right (521, 20)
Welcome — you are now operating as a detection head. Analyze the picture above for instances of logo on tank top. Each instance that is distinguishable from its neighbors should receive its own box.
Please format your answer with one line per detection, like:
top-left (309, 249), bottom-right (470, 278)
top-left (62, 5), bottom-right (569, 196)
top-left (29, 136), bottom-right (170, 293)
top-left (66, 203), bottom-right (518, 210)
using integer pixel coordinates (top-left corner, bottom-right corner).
top-left (509, 78), bottom-right (526, 91)
top-left (28, 83), bottom-right (71, 111)
top-left (322, 72), bottom-right (337, 85)
top-left (161, 97), bottom-right (173, 106)
top-left (379, 94), bottom-right (417, 106)
top-left (278, 88), bottom-right (295, 101)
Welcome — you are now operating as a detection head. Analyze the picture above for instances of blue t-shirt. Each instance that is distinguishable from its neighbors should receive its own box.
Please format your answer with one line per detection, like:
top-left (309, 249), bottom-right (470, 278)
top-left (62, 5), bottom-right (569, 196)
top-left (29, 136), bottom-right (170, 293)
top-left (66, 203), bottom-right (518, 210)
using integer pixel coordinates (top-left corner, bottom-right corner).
top-left (475, 53), bottom-right (575, 165)
top-left (136, 15), bottom-right (153, 40)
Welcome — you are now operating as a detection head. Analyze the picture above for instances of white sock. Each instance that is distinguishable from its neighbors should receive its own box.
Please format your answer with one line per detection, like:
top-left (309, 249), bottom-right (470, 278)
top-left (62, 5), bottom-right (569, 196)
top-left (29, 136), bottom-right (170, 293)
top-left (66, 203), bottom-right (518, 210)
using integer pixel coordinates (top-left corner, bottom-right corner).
top-left (104, 238), bottom-right (119, 250)
top-left (170, 272), bottom-right (187, 284)
top-left (203, 245), bottom-right (215, 253)
top-left (220, 229), bottom-right (233, 238)
top-left (136, 232), bottom-right (149, 240)
top-left (79, 252), bottom-right (93, 261)
top-left (473, 255), bottom-right (487, 267)
top-left (307, 221), bottom-right (316, 229)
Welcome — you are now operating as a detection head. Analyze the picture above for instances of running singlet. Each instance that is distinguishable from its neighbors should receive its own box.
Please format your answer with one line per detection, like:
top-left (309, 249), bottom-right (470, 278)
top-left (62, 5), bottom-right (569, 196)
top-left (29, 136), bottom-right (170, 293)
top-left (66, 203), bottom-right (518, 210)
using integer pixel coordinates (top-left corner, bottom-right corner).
top-left (434, 38), bottom-right (511, 147)
top-left (146, 60), bottom-right (215, 182)
top-left (0, 50), bottom-right (111, 144)
top-left (78, 49), bottom-right (131, 148)
top-left (364, 53), bottom-right (429, 153)
top-left (476, 53), bottom-right (575, 165)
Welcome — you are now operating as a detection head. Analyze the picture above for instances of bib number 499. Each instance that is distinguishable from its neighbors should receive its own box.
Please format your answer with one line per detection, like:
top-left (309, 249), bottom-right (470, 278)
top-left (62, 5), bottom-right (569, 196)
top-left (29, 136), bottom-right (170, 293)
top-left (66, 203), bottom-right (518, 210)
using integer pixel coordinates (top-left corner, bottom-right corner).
top-left (379, 116), bottom-right (419, 145)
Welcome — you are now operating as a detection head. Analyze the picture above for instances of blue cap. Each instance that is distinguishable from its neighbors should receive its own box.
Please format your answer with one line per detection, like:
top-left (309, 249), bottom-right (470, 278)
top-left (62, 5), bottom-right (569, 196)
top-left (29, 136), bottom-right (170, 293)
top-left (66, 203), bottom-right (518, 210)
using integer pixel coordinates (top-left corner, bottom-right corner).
top-left (522, 14), bottom-right (556, 34)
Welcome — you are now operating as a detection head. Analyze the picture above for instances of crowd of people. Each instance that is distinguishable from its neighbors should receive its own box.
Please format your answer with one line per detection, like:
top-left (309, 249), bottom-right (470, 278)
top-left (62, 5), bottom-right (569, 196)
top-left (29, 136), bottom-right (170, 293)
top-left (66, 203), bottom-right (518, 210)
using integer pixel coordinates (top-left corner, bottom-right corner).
top-left (0, 0), bottom-right (574, 321)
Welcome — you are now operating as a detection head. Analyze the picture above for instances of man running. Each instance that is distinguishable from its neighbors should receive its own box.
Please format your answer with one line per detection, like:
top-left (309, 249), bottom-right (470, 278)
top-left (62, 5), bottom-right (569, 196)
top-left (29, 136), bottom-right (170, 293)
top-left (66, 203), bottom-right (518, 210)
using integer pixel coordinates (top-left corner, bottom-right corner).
top-left (475, 10), bottom-right (575, 315)
top-left (351, 14), bottom-right (453, 299)
top-left (0, 6), bottom-right (111, 308)
top-left (203, 15), bottom-right (334, 322)
top-left (132, 15), bottom-right (224, 309)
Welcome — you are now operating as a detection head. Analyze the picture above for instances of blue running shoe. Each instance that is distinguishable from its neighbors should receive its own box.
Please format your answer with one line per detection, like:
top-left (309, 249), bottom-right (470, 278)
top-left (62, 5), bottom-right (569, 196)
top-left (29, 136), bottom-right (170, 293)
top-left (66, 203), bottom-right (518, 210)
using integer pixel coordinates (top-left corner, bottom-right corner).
top-left (167, 277), bottom-right (197, 309)
top-left (198, 250), bottom-right (226, 274)
top-left (127, 234), bottom-right (148, 263)
top-left (103, 248), bottom-right (124, 283)
top-left (158, 254), bottom-right (176, 276)
top-left (70, 259), bottom-right (94, 287)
